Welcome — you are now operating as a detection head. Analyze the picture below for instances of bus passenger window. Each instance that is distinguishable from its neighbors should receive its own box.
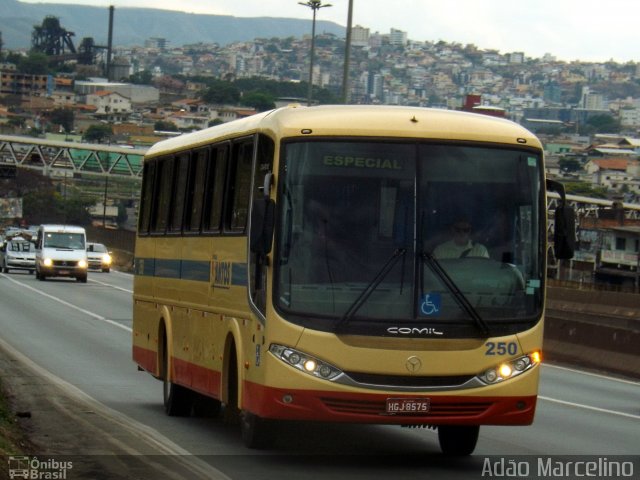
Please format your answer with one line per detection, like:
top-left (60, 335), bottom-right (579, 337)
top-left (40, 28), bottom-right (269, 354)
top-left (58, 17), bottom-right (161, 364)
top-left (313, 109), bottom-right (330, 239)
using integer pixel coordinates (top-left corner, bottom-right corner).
top-left (227, 141), bottom-right (253, 232)
top-left (185, 149), bottom-right (208, 233)
top-left (203, 146), bottom-right (227, 233)
top-left (151, 157), bottom-right (174, 233)
top-left (169, 153), bottom-right (189, 233)
top-left (138, 161), bottom-right (155, 234)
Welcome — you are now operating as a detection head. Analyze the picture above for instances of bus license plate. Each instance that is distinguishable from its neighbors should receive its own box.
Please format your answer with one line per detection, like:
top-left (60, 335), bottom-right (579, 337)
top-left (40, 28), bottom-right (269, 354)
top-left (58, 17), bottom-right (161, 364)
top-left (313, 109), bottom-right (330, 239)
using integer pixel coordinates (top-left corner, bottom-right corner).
top-left (386, 398), bottom-right (430, 414)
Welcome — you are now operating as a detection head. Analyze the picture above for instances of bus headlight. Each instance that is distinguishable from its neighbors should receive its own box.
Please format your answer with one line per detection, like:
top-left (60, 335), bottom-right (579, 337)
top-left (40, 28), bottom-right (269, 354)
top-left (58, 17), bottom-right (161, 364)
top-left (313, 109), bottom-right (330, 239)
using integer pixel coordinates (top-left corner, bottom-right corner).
top-left (478, 351), bottom-right (540, 385)
top-left (269, 344), bottom-right (342, 381)
top-left (43, 258), bottom-right (53, 267)
top-left (78, 259), bottom-right (87, 269)
top-left (102, 254), bottom-right (112, 265)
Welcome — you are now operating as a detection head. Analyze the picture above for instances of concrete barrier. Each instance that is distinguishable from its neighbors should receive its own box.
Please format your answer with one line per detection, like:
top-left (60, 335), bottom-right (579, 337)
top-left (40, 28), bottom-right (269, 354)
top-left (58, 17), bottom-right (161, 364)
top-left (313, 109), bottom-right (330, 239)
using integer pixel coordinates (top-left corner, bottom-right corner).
top-left (544, 286), bottom-right (640, 379)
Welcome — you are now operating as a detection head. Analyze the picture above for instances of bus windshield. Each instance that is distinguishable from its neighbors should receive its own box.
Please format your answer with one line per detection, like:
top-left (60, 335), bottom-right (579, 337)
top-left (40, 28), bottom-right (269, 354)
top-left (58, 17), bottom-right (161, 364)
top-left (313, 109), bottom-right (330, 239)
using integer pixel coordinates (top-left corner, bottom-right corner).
top-left (275, 140), bottom-right (544, 337)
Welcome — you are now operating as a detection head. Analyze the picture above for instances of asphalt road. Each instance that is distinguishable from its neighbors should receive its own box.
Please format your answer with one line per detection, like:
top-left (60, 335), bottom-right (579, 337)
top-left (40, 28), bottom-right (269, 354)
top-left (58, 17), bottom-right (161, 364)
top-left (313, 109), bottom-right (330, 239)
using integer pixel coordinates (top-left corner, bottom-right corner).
top-left (0, 270), bottom-right (638, 479)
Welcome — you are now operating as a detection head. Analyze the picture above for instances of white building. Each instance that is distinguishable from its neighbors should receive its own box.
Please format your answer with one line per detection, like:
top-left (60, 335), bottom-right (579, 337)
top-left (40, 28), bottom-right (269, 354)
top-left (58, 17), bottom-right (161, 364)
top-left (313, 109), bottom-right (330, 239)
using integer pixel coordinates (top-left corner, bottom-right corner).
top-left (75, 81), bottom-right (159, 104)
top-left (85, 90), bottom-right (132, 120)
top-left (351, 25), bottom-right (370, 47)
top-left (389, 29), bottom-right (408, 46)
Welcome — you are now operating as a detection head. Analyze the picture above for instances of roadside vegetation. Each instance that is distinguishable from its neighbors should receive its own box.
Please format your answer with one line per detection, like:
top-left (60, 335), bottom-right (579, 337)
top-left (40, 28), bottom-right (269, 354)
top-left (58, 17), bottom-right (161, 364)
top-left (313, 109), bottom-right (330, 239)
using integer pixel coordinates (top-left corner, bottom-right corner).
top-left (0, 379), bottom-right (33, 477)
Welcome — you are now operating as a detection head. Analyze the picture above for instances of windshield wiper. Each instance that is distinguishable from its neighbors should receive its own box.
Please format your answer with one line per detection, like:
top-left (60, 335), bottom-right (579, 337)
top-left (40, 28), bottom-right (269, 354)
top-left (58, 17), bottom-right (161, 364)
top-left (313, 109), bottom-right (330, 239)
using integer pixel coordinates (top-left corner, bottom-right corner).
top-left (421, 252), bottom-right (490, 337)
top-left (334, 248), bottom-right (406, 333)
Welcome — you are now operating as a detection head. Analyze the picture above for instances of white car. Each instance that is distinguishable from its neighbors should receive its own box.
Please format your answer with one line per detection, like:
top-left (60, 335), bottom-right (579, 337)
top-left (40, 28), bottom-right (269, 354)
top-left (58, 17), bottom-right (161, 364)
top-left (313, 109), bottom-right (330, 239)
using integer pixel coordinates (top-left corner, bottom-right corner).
top-left (0, 236), bottom-right (36, 274)
top-left (86, 242), bottom-right (112, 272)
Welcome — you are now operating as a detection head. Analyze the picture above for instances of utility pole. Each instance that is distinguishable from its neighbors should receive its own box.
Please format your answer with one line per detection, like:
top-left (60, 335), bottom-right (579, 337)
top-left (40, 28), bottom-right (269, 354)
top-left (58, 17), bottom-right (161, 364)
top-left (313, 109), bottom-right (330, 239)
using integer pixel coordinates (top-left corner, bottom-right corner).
top-left (299, 1), bottom-right (332, 106)
top-left (342, 0), bottom-right (353, 104)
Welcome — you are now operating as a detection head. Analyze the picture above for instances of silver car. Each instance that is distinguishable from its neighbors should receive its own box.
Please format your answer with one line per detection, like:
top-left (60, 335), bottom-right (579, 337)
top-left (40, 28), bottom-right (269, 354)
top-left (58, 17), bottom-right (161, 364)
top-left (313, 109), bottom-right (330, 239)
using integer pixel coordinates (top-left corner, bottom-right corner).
top-left (1, 237), bottom-right (36, 274)
top-left (86, 242), bottom-right (112, 272)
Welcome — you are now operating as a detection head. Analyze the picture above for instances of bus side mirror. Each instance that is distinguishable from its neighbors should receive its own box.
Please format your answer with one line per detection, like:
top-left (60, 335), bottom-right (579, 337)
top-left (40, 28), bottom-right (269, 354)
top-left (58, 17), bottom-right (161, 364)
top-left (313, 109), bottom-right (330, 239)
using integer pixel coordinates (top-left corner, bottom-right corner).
top-left (546, 179), bottom-right (575, 260)
top-left (250, 197), bottom-right (275, 255)
top-left (554, 204), bottom-right (575, 260)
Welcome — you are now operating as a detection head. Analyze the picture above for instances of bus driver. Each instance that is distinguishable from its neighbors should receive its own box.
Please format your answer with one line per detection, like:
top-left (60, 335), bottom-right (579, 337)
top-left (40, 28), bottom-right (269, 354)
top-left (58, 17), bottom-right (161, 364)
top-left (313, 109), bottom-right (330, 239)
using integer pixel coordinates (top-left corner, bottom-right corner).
top-left (433, 217), bottom-right (489, 260)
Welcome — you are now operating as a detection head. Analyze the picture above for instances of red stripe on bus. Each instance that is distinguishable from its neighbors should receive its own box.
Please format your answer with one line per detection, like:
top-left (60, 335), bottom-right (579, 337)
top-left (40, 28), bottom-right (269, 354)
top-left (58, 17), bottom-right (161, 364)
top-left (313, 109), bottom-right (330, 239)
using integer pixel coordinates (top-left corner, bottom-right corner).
top-left (133, 345), bottom-right (157, 374)
top-left (173, 356), bottom-right (222, 399)
top-left (242, 381), bottom-right (537, 426)
top-left (132, 348), bottom-right (221, 398)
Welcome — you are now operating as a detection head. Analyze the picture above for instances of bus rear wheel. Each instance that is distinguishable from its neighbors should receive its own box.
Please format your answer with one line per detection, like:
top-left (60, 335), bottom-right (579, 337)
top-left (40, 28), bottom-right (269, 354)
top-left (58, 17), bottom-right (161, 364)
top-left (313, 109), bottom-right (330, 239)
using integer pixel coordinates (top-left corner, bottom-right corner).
top-left (162, 345), bottom-right (193, 416)
top-left (437, 425), bottom-right (479, 455)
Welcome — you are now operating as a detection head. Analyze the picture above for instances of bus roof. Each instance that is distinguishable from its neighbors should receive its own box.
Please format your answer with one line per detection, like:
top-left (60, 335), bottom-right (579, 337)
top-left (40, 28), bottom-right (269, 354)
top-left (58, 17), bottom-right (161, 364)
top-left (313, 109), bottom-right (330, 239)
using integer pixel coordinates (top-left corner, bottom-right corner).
top-left (144, 105), bottom-right (542, 159)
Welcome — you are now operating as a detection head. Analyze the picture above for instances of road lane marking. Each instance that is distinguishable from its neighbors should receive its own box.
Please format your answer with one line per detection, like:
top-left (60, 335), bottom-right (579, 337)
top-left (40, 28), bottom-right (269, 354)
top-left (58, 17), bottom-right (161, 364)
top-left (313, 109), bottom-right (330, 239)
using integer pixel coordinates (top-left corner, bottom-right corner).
top-left (538, 395), bottom-right (640, 420)
top-left (544, 363), bottom-right (640, 386)
top-left (89, 276), bottom-right (133, 293)
top-left (1, 274), bottom-right (132, 332)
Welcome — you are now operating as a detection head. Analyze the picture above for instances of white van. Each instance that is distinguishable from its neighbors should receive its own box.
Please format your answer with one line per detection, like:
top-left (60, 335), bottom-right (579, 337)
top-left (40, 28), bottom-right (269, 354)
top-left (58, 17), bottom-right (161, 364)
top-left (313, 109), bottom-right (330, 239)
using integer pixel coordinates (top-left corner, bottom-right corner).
top-left (35, 225), bottom-right (88, 282)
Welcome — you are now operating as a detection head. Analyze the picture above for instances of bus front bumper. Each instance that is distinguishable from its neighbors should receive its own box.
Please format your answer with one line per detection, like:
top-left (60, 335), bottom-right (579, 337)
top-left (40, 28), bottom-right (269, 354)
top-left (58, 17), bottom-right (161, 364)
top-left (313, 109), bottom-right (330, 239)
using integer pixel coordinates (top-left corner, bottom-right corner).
top-left (242, 381), bottom-right (537, 426)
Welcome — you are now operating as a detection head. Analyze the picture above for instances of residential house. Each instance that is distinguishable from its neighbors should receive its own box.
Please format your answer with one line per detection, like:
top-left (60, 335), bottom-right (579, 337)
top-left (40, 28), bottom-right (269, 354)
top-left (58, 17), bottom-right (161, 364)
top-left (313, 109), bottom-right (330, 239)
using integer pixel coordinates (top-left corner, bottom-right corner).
top-left (85, 91), bottom-right (133, 122)
top-left (617, 137), bottom-right (640, 154)
top-left (596, 225), bottom-right (640, 287)
top-left (584, 158), bottom-right (640, 193)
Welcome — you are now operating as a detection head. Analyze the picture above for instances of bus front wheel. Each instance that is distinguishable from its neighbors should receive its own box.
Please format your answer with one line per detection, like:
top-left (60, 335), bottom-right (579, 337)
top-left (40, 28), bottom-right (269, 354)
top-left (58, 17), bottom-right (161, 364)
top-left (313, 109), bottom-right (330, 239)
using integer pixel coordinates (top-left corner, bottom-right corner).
top-left (438, 425), bottom-right (479, 455)
top-left (240, 411), bottom-right (272, 449)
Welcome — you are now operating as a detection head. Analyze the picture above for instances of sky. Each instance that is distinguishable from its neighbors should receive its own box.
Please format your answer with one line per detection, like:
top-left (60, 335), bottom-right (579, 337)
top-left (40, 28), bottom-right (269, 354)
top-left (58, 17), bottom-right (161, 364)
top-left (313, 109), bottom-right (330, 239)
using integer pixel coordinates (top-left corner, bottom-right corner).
top-left (20, 0), bottom-right (640, 63)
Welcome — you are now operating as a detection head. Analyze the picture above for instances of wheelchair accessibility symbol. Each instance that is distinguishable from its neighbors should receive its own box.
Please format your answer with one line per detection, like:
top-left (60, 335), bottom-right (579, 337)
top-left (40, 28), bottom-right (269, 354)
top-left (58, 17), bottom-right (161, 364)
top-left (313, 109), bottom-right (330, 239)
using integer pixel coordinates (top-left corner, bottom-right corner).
top-left (420, 293), bottom-right (441, 316)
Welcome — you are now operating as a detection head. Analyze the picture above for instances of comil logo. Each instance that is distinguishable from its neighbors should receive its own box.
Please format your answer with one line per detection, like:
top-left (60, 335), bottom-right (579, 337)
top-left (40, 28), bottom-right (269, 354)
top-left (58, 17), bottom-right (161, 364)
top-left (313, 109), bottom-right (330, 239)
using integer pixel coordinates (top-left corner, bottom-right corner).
top-left (8, 456), bottom-right (73, 479)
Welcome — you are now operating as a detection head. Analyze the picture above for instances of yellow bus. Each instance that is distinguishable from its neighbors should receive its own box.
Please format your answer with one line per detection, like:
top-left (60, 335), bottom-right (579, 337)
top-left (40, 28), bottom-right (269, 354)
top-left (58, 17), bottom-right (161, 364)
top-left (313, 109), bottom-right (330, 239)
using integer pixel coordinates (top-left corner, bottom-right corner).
top-left (132, 105), bottom-right (574, 454)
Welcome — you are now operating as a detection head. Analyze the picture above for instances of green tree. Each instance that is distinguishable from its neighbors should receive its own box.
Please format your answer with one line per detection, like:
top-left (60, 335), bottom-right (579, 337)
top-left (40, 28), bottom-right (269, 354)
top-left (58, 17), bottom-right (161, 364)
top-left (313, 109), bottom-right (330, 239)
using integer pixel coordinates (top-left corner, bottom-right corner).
top-left (208, 118), bottom-right (224, 128)
top-left (6, 117), bottom-right (26, 130)
top-left (129, 70), bottom-right (153, 85)
top-left (154, 120), bottom-right (179, 132)
top-left (564, 182), bottom-right (608, 199)
top-left (585, 114), bottom-right (621, 134)
top-left (48, 108), bottom-right (75, 133)
top-left (17, 52), bottom-right (50, 74)
top-left (240, 91), bottom-right (275, 112)
top-left (558, 157), bottom-right (582, 173)
top-left (83, 124), bottom-right (113, 143)
top-left (200, 81), bottom-right (240, 104)
top-left (22, 188), bottom-right (90, 225)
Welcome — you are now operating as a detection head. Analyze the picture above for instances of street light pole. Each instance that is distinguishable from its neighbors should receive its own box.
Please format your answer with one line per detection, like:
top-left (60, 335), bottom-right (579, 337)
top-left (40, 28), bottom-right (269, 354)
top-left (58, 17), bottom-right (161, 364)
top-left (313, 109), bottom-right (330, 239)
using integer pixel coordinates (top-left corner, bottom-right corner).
top-left (342, 0), bottom-right (353, 104)
top-left (299, 1), bottom-right (332, 106)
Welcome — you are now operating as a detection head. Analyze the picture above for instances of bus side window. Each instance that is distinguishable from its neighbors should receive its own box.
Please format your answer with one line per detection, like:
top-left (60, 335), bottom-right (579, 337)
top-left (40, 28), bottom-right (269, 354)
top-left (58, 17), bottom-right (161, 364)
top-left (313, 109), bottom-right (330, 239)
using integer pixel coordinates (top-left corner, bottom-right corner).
top-left (168, 153), bottom-right (190, 234)
top-left (184, 148), bottom-right (208, 233)
top-left (138, 161), bottom-right (156, 235)
top-left (202, 145), bottom-right (228, 233)
top-left (249, 134), bottom-right (275, 316)
top-left (151, 156), bottom-right (174, 234)
top-left (226, 140), bottom-right (253, 233)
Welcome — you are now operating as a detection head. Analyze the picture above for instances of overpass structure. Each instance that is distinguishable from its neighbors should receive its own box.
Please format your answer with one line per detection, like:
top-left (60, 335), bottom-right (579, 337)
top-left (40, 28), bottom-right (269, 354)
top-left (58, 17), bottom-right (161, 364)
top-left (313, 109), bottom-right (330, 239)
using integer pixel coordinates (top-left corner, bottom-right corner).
top-left (0, 134), bottom-right (147, 178)
top-left (1, 133), bottom-right (639, 217)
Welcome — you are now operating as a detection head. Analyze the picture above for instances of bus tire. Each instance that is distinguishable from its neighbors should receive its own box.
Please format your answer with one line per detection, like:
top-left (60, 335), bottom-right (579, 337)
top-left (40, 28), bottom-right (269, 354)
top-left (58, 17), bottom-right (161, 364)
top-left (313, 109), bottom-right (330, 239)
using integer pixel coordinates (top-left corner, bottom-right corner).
top-left (437, 425), bottom-right (479, 455)
top-left (240, 411), bottom-right (272, 449)
top-left (162, 342), bottom-right (193, 416)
